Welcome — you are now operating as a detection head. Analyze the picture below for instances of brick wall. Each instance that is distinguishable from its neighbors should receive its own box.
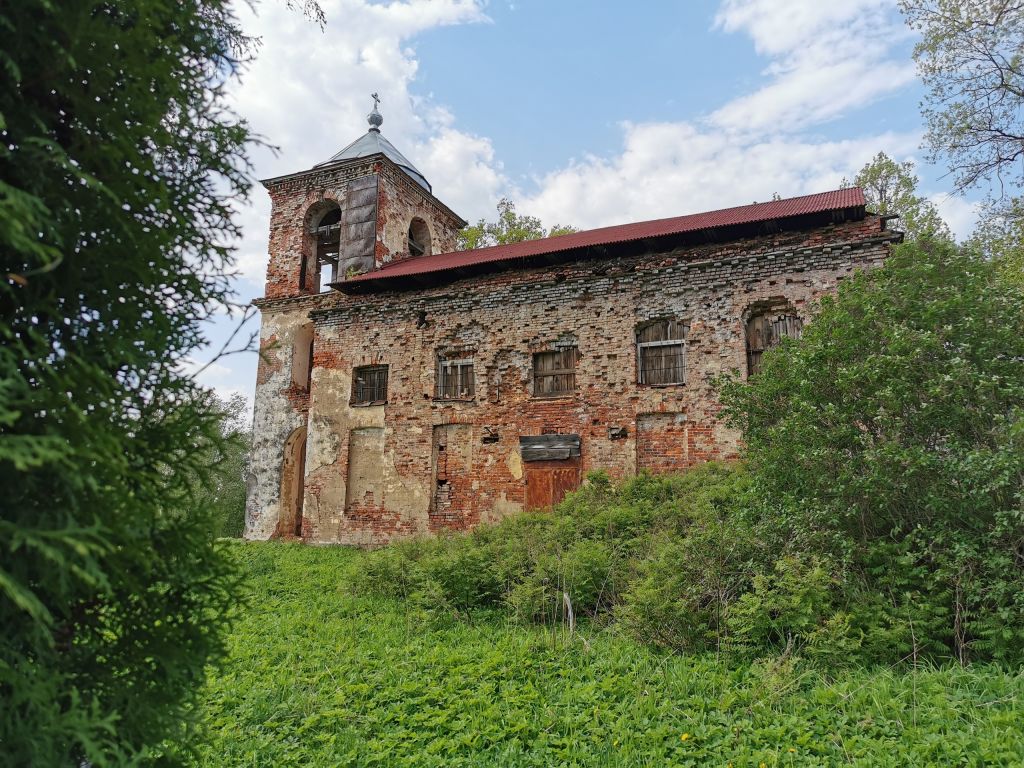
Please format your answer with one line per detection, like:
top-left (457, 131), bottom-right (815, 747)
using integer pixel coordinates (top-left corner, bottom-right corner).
top-left (262, 159), bottom-right (463, 299)
top-left (246, 213), bottom-right (897, 546)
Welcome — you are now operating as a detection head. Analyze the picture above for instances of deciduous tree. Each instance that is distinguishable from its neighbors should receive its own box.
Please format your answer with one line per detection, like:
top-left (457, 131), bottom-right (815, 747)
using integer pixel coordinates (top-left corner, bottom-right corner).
top-left (458, 198), bottom-right (577, 250)
top-left (849, 152), bottom-right (952, 242)
top-left (721, 241), bottom-right (1024, 663)
top-left (900, 0), bottom-right (1024, 193)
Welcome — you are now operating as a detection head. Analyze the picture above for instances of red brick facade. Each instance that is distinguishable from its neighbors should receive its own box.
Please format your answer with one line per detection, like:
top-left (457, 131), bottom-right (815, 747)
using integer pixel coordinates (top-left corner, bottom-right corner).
top-left (245, 141), bottom-right (899, 546)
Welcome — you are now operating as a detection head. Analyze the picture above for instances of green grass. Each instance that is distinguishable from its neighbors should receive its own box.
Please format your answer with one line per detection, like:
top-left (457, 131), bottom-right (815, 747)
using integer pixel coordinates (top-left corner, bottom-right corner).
top-left (185, 542), bottom-right (1024, 767)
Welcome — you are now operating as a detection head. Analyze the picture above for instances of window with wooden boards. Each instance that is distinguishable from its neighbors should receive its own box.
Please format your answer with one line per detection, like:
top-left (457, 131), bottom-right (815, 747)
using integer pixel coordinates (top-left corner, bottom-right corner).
top-left (637, 319), bottom-right (688, 385)
top-left (532, 347), bottom-right (578, 397)
top-left (746, 311), bottom-right (802, 375)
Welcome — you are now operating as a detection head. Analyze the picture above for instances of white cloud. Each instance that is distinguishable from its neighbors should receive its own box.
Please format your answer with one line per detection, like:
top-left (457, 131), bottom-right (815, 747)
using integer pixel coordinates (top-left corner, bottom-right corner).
top-left (930, 193), bottom-right (980, 241)
top-left (710, 0), bottom-right (915, 133)
top-left (519, 122), bottom-right (919, 229)
top-left (515, 0), bottom-right (921, 230)
top-left (225, 0), bottom-right (504, 288)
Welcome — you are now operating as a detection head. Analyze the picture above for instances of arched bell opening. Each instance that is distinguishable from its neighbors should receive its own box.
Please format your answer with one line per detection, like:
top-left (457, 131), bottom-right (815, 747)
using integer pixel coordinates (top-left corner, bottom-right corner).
top-left (300, 202), bottom-right (342, 293)
top-left (407, 217), bottom-right (431, 257)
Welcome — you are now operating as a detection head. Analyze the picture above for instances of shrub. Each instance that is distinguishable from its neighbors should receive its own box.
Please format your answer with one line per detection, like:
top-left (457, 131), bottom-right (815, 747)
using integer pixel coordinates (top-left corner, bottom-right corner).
top-left (358, 463), bottom-right (758, 640)
top-left (726, 556), bottom-right (837, 653)
top-left (721, 240), bottom-right (1024, 664)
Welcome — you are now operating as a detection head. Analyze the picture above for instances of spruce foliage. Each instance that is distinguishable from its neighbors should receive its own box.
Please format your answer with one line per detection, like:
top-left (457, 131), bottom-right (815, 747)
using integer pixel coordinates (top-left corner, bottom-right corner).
top-left (1, 1), bottom-right (252, 761)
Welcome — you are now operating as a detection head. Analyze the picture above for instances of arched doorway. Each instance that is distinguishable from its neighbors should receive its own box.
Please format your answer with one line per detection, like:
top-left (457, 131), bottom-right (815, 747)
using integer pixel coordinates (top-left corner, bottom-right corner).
top-left (276, 426), bottom-right (307, 538)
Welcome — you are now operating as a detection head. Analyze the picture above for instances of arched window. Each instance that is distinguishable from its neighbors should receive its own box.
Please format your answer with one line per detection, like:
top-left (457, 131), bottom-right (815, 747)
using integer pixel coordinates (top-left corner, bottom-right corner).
top-left (407, 217), bottom-right (431, 257)
top-left (746, 307), bottom-right (802, 376)
top-left (277, 426), bottom-right (307, 538)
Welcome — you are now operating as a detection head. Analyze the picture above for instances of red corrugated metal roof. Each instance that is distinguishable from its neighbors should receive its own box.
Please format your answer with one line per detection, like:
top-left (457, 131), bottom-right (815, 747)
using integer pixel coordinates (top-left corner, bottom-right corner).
top-left (344, 187), bottom-right (865, 286)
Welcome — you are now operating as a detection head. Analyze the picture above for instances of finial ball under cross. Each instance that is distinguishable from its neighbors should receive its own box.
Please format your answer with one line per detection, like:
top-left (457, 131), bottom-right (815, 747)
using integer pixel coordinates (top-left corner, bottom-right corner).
top-left (367, 92), bottom-right (383, 130)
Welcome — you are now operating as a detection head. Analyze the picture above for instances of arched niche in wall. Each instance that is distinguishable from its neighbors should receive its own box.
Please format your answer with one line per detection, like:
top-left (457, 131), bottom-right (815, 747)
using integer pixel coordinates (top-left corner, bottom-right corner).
top-left (276, 426), bottom-right (307, 538)
top-left (291, 324), bottom-right (314, 391)
top-left (407, 217), bottom-right (431, 257)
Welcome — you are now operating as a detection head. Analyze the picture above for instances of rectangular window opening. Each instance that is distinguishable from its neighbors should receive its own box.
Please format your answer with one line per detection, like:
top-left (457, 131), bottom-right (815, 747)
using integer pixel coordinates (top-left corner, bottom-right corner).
top-left (436, 356), bottom-right (474, 400)
top-left (533, 347), bottom-right (578, 398)
top-left (351, 364), bottom-right (388, 405)
top-left (637, 319), bottom-right (688, 385)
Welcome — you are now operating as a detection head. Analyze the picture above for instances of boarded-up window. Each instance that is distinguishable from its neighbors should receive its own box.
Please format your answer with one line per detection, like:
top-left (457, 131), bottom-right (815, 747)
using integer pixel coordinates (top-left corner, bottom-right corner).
top-left (351, 364), bottom-right (388, 405)
top-left (533, 347), bottom-right (578, 398)
top-left (637, 319), bottom-right (688, 385)
top-left (345, 427), bottom-right (385, 515)
top-left (746, 311), bottom-right (802, 375)
top-left (291, 324), bottom-right (314, 391)
top-left (436, 356), bottom-right (474, 399)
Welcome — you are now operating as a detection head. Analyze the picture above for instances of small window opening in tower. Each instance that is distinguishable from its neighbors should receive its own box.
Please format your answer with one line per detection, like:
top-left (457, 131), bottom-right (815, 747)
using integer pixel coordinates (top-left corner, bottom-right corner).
top-left (315, 207), bottom-right (341, 292)
top-left (407, 217), bottom-right (431, 257)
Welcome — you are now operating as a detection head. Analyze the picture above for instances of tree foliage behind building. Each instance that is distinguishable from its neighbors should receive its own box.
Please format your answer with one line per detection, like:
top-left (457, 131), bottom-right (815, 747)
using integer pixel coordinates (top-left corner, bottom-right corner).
top-left (206, 394), bottom-right (252, 539)
top-left (457, 198), bottom-right (577, 250)
top-left (900, 0), bottom-right (1024, 194)
top-left (0, 1), bottom-right (254, 762)
top-left (849, 151), bottom-right (952, 242)
top-left (900, 0), bottom-right (1024, 286)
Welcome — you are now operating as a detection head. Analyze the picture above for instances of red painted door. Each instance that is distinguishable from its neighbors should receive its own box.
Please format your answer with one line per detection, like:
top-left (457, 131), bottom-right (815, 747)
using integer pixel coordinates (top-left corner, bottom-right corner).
top-left (525, 458), bottom-right (581, 511)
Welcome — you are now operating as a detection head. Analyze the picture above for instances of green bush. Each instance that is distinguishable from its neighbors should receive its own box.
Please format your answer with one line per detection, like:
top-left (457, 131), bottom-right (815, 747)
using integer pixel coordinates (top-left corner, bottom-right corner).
top-left (420, 535), bottom-right (505, 611)
top-left (725, 556), bottom-right (837, 653)
top-left (721, 240), bottom-right (1024, 664)
top-left (359, 464), bottom-right (758, 637)
top-left (507, 539), bottom-right (616, 622)
top-left (359, 243), bottom-right (1023, 667)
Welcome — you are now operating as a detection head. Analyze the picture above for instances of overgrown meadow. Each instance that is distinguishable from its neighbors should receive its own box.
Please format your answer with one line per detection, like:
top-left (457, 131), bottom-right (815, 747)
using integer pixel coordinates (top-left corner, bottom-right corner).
top-left (184, 242), bottom-right (1024, 765)
top-left (183, 542), bottom-right (1023, 767)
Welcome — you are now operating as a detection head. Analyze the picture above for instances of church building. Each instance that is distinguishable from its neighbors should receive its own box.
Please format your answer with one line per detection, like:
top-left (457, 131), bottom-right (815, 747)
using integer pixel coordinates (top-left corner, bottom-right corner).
top-left (245, 100), bottom-right (901, 546)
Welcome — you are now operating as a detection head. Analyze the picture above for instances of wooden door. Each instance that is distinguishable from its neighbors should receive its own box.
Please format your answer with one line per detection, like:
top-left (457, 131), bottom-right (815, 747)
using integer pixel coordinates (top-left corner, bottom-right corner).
top-left (525, 458), bottom-right (581, 511)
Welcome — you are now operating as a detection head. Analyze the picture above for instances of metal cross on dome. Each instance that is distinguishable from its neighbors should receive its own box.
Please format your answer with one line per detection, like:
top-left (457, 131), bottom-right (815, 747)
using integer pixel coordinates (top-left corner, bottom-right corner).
top-left (371, 92), bottom-right (380, 110)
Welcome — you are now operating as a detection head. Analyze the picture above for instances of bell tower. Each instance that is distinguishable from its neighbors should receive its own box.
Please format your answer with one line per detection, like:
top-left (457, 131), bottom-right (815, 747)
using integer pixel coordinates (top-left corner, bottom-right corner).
top-left (245, 97), bottom-right (466, 541)
top-left (259, 95), bottom-right (466, 299)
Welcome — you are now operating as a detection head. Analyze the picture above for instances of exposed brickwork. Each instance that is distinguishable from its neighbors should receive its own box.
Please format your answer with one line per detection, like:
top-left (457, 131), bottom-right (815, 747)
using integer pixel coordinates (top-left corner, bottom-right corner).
top-left (262, 158), bottom-right (463, 300)
top-left (243, 129), bottom-right (897, 547)
top-left (248, 207), bottom-right (897, 545)
top-left (376, 165), bottom-right (461, 267)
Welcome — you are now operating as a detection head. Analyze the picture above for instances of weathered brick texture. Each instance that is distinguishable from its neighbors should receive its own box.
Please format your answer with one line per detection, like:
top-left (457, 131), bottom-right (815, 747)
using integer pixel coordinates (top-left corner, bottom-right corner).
top-left (261, 159), bottom-right (462, 299)
top-left (246, 183), bottom-right (898, 545)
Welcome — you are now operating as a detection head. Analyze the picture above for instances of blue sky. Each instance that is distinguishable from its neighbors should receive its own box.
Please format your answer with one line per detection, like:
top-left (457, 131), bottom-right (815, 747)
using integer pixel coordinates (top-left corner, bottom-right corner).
top-left (193, 0), bottom-right (983, 411)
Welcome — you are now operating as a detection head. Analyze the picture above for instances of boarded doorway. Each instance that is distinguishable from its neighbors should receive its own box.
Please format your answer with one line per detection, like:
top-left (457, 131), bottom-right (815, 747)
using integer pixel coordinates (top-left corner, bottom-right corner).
top-left (277, 426), bottom-right (307, 538)
top-left (636, 413), bottom-right (688, 473)
top-left (520, 434), bottom-right (581, 511)
top-left (430, 424), bottom-right (473, 529)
